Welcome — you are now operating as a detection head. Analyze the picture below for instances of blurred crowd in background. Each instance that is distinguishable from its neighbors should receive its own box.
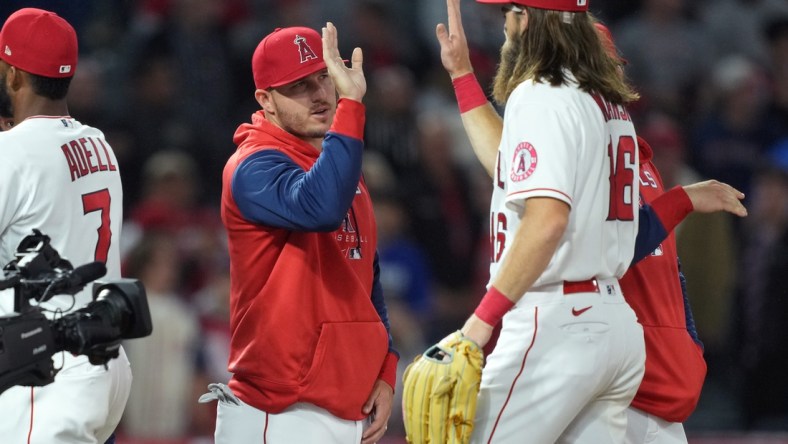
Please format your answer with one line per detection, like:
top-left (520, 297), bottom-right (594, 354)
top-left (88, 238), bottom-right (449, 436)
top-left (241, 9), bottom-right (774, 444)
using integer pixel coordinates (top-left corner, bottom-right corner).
top-left (2, 0), bottom-right (788, 442)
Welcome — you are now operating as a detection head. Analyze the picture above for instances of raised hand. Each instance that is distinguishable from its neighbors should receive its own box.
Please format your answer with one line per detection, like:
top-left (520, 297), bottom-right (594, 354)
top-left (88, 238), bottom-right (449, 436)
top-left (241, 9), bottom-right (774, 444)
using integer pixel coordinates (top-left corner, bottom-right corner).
top-left (322, 22), bottom-right (365, 102)
top-left (435, 0), bottom-right (474, 79)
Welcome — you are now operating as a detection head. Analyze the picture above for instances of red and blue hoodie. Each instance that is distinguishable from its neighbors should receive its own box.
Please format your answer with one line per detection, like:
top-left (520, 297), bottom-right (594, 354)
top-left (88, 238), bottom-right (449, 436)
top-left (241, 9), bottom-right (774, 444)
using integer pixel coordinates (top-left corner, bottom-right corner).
top-left (221, 99), bottom-right (398, 421)
top-left (626, 137), bottom-right (707, 422)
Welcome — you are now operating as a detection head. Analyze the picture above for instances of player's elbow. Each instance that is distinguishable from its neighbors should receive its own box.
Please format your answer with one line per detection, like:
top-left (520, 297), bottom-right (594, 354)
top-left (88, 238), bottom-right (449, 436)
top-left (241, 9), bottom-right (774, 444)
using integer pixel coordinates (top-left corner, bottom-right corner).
top-left (542, 215), bottom-right (568, 244)
top-left (309, 207), bottom-right (348, 231)
top-left (525, 198), bottom-right (569, 243)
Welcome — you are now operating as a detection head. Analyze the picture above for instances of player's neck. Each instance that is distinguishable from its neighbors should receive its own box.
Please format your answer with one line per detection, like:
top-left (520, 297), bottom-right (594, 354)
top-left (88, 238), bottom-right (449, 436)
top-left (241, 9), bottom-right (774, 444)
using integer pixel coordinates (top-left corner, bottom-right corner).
top-left (306, 137), bottom-right (323, 152)
top-left (13, 97), bottom-right (69, 122)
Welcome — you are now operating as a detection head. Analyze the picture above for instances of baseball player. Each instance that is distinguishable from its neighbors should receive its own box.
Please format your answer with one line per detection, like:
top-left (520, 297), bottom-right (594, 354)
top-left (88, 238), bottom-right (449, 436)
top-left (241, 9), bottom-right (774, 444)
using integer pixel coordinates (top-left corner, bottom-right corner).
top-left (434, 0), bottom-right (749, 440)
top-left (595, 24), bottom-right (749, 444)
top-left (436, 0), bottom-right (646, 442)
top-left (203, 23), bottom-right (398, 444)
top-left (0, 8), bottom-right (130, 444)
top-left (626, 135), bottom-right (706, 443)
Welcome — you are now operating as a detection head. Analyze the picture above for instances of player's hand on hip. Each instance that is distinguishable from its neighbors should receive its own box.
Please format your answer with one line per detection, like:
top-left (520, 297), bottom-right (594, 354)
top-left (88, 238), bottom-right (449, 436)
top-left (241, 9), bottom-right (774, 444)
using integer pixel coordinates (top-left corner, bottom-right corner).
top-left (684, 180), bottom-right (748, 217)
top-left (436, 0), bottom-right (474, 79)
top-left (361, 379), bottom-right (393, 444)
top-left (461, 314), bottom-right (494, 349)
top-left (322, 22), bottom-right (366, 102)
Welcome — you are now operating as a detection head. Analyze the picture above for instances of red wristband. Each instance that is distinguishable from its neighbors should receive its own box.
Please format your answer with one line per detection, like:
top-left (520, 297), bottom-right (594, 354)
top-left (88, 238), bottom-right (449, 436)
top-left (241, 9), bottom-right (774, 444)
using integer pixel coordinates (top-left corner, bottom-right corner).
top-left (474, 286), bottom-right (514, 326)
top-left (452, 72), bottom-right (488, 113)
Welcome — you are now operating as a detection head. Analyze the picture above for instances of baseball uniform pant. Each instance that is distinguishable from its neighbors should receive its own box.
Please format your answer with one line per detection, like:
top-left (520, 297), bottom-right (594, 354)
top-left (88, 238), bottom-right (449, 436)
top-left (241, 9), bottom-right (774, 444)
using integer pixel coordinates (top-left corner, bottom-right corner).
top-left (215, 395), bottom-right (370, 444)
top-left (0, 346), bottom-right (131, 444)
top-left (625, 407), bottom-right (688, 444)
top-left (471, 277), bottom-right (646, 444)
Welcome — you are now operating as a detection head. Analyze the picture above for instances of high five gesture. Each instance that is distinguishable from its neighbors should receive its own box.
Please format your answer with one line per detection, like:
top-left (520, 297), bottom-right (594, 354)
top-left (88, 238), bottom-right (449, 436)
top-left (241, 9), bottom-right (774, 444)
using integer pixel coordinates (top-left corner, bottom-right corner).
top-left (322, 22), bottom-right (366, 102)
top-left (436, 0), bottom-right (474, 79)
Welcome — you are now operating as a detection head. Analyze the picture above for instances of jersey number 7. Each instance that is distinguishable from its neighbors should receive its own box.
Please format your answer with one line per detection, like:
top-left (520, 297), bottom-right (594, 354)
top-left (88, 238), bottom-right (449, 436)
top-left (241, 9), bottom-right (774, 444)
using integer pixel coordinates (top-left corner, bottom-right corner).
top-left (82, 189), bottom-right (112, 263)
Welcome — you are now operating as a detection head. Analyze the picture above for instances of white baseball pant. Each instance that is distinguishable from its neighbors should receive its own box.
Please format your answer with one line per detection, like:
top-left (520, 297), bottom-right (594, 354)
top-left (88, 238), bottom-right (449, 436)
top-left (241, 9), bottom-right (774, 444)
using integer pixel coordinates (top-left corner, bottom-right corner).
top-left (472, 277), bottom-right (646, 444)
top-left (625, 407), bottom-right (688, 444)
top-left (0, 346), bottom-right (131, 444)
top-left (212, 387), bottom-right (371, 444)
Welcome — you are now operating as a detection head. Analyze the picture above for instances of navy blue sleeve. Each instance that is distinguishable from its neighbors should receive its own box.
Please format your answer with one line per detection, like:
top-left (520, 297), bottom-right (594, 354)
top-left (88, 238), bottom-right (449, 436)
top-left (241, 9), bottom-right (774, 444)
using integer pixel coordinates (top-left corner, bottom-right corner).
top-left (371, 251), bottom-right (398, 356)
top-left (678, 257), bottom-right (704, 349)
top-left (231, 131), bottom-right (363, 231)
top-left (632, 201), bottom-right (669, 265)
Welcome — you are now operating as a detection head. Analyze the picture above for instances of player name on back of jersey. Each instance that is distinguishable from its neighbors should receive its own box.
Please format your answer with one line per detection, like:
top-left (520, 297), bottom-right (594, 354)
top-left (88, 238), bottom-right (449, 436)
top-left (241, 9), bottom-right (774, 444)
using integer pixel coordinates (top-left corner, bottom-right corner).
top-left (60, 136), bottom-right (117, 181)
top-left (591, 92), bottom-right (632, 123)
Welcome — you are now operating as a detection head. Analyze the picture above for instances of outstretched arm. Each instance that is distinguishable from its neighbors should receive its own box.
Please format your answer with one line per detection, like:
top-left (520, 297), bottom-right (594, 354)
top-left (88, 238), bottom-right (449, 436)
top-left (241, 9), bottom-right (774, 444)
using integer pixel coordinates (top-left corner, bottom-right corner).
top-left (436, 0), bottom-right (502, 177)
top-left (650, 181), bottom-right (747, 234)
top-left (632, 180), bottom-right (747, 265)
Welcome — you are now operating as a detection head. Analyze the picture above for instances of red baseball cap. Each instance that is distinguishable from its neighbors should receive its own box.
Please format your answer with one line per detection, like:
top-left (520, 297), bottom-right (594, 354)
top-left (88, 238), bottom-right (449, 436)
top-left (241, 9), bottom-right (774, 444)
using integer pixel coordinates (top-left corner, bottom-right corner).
top-left (0, 8), bottom-right (78, 78)
top-left (477, 0), bottom-right (589, 12)
top-left (252, 26), bottom-right (326, 90)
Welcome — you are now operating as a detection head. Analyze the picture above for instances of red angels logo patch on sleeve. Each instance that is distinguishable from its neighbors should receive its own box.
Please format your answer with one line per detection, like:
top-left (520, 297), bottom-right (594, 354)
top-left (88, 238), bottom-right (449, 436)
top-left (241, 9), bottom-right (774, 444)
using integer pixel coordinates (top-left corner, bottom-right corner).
top-left (510, 142), bottom-right (538, 182)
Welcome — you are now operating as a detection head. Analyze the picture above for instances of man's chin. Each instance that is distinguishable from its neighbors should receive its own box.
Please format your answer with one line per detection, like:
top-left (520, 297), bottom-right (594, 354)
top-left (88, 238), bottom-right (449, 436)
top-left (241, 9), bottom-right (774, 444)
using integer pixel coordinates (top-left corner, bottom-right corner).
top-left (303, 125), bottom-right (330, 140)
top-left (309, 117), bottom-right (332, 133)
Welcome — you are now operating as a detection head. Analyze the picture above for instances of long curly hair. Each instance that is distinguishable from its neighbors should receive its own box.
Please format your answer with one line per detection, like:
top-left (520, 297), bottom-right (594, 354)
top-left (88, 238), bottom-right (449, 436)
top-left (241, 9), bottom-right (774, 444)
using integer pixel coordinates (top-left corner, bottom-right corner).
top-left (491, 9), bottom-right (638, 106)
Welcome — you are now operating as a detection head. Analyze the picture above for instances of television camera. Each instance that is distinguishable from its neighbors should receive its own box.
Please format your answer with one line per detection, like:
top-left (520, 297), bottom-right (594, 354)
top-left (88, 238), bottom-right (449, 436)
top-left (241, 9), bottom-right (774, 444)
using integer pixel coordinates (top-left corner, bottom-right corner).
top-left (0, 230), bottom-right (152, 394)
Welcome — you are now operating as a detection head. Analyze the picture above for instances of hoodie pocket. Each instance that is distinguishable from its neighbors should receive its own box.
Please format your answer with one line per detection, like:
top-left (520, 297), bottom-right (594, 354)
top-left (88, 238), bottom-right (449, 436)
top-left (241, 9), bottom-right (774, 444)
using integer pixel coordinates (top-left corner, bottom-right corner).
top-left (299, 321), bottom-right (388, 420)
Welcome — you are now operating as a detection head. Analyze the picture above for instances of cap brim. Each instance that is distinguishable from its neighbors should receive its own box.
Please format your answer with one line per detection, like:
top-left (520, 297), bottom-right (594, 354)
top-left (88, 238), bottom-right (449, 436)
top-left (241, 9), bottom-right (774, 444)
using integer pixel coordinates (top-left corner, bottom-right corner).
top-left (269, 61), bottom-right (328, 89)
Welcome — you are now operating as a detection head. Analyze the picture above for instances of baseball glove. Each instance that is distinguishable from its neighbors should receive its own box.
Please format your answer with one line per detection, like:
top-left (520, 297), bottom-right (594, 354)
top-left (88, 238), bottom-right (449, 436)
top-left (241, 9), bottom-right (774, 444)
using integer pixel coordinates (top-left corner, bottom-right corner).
top-left (402, 331), bottom-right (484, 444)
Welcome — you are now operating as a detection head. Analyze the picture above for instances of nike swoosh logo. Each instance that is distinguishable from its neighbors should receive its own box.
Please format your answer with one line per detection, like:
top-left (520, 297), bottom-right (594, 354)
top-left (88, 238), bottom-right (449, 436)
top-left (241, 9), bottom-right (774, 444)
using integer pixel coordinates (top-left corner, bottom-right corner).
top-left (571, 306), bottom-right (592, 316)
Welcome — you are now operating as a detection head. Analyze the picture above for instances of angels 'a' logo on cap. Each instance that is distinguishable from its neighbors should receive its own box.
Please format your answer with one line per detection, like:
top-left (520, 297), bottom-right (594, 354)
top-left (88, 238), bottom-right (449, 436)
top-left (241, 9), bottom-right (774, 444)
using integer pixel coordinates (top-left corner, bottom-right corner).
top-left (4, 45), bottom-right (11, 56)
top-left (294, 34), bottom-right (318, 64)
top-left (510, 142), bottom-right (538, 182)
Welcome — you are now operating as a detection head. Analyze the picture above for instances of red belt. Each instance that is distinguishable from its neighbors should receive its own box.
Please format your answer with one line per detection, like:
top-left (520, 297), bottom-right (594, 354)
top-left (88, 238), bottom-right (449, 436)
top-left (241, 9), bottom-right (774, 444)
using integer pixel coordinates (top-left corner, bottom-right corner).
top-left (563, 279), bottom-right (599, 295)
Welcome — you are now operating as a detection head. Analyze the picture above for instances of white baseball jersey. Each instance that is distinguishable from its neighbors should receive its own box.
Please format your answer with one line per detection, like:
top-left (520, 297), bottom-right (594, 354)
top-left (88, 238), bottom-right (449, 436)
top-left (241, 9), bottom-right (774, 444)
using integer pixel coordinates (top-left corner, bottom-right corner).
top-left (0, 116), bottom-right (130, 444)
top-left (488, 77), bottom-right (639, 287)
top-left (0, 116), bottom-right (123, 316)
top-left (473, 78), bottom-right (645, 444)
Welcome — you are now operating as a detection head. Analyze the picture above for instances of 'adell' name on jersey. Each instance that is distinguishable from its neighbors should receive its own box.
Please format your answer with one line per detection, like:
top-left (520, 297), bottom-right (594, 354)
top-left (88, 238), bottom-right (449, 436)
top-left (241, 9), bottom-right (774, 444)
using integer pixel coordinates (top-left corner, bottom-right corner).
top-left (58, 118), bottom-right (118, 181)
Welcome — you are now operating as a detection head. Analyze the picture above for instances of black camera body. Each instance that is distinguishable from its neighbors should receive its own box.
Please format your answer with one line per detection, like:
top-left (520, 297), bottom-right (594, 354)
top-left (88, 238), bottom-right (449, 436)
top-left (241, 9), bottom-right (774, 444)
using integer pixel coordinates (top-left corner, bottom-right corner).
top-left (0, 230), bottom-right (152, 394)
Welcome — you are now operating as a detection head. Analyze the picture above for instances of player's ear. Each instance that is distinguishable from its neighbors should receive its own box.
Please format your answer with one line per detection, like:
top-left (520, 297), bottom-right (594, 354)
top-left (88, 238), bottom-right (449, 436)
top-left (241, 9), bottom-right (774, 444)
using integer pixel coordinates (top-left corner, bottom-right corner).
top-left (6, 66), bottom-right (25, 93)
top-left (2, 66), bottom-right (13, 90)
top-left (255, 89), bottom-right (276, 114)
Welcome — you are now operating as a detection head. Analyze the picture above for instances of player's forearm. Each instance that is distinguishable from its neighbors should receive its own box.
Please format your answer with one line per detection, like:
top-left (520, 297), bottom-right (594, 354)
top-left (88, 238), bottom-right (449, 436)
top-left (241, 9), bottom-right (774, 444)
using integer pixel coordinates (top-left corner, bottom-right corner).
top-left (649, 186), bottom-right (693, 234)
top-left (460, 104), bottom-right (502, 178)
top-left (452, 73), bottom-right (501, 178)
top-left (232, 146), bottom-right (361, 231)
top-left (490, 198), bottom-right (569, 305)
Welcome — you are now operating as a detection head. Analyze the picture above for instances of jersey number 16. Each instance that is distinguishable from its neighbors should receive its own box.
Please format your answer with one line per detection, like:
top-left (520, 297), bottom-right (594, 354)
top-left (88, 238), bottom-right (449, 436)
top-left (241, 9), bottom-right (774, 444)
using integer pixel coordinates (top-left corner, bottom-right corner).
top-left (607, 135), bottom-right (636, 222)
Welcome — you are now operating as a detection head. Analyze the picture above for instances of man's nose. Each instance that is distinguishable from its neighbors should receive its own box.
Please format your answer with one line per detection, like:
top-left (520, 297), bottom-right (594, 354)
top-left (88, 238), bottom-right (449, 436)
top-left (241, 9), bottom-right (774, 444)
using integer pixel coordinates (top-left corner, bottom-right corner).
top-left (310, 82), bottom-right (328, 101)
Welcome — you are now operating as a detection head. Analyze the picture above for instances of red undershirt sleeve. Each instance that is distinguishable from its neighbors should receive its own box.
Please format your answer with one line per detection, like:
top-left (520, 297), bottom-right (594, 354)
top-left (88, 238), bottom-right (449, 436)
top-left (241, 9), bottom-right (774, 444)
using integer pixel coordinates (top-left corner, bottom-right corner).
top-left (649, 185), bottom-right (694, 233)
top-left (329, 99), bottom-right (365, 140)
